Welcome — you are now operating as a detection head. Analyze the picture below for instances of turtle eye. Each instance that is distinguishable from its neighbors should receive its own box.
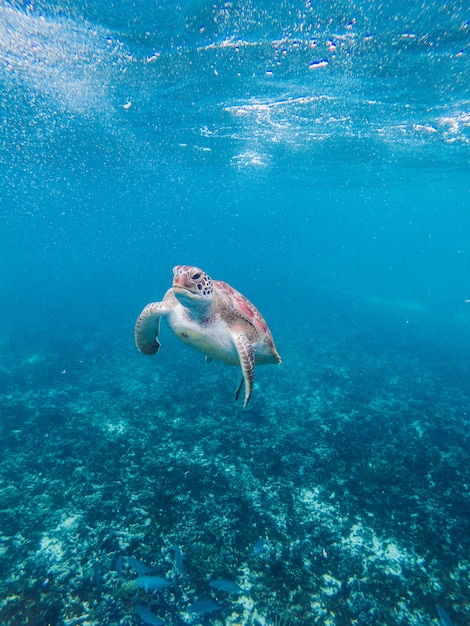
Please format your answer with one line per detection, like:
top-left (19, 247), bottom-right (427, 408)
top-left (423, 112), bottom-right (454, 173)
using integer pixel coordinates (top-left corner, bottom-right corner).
top-left (192, 273), bottom-right (201, 280)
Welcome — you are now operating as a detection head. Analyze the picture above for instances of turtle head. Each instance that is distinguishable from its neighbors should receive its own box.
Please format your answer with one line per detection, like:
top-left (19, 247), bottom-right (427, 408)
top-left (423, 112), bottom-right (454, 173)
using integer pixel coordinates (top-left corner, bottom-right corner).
top-left (172, 265), bottom-right (214, 310)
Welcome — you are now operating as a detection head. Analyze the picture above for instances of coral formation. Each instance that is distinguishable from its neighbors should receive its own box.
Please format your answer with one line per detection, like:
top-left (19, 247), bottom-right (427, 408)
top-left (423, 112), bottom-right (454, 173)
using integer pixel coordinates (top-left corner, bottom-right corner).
top-left (0, 304), bottom-right (469, 625)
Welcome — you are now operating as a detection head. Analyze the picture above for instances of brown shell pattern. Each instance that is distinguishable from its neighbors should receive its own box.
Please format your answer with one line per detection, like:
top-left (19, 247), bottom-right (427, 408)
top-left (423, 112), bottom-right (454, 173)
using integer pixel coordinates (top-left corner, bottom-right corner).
top-left (214, 280), bottom-right (274, 341)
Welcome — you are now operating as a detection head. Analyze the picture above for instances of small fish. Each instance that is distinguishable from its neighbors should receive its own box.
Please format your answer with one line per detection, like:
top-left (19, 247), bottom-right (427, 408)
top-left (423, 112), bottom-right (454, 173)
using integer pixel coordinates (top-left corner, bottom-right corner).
top-left (173, 545), bottom-right (185, 576)
top-left (253, 538), bottom-right (265, 555)
top-left (436, 605), bottom-right (454, 626)
top-left (126, 557), bottom-right (154, 575)
top-left (135, 603), bottom-right (165, 626)
top-left (188, 599), bottom-right (222, 614)
top-left (136, 576), bottom-right (170, 592)
top-left (115, 555), bottom-right (123, 578)
top-left (209, 579), bottom-right (243, 594)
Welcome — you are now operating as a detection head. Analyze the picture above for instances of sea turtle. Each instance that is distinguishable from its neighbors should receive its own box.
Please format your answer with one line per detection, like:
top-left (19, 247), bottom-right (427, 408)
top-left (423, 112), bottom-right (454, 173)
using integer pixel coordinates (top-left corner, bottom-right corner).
top-left (134, 265), bottom-right (281, 407)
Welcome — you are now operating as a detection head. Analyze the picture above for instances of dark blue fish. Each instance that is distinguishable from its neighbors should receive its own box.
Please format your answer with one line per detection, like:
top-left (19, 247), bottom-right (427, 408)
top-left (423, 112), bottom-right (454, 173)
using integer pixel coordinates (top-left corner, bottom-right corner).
top-left (253, 538), bottom-right (265, 555)
top-left (173, 544), bottom-right (185, 576)
top-left (126, 556), bottom-right (154, 575)
top-left (115, 555), bottom-right (123, 578)
top-left (135, 604), bottom-right (165, 626)
top-left (136, 576), bottom-right (170, 592)
top-left (209, 579), bottom-right (243, 593)
top-left (436, 605), bottom-right (454, 626)
top-left (188, 599), bottom-right (222, 614)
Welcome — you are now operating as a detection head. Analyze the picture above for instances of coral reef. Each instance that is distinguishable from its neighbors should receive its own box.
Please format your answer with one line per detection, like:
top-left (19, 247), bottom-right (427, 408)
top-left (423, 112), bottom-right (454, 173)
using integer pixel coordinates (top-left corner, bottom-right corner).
top-left (0, 304), bottom-right (469, 625)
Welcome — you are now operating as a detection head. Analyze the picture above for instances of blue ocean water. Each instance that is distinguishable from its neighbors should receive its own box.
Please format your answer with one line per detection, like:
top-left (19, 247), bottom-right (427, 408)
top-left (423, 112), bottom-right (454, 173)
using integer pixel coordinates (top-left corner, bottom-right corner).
top-left (0, 1), bottom-right (469, 624)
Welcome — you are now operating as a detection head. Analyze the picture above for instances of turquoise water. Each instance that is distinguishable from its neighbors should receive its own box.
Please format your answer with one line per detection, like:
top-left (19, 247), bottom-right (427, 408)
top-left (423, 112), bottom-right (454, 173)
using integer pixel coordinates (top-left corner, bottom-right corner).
top-left (1, 1), bottom-right (469, 624)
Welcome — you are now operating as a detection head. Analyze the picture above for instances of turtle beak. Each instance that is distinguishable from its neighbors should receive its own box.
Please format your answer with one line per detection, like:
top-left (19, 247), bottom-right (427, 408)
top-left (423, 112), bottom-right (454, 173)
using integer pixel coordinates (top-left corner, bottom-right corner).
top-left (173, 271), bottom-right (196, 295)
top-left (173, 273), bottom-right (188, 290)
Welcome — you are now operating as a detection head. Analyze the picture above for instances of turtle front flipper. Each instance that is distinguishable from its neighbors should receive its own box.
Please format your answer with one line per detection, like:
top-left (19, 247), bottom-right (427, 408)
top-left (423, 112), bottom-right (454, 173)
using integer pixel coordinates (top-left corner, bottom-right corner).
top-left (135, 302), bottom-right (166, 355)
top-left (234, 332), bottom-right (255, 408)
